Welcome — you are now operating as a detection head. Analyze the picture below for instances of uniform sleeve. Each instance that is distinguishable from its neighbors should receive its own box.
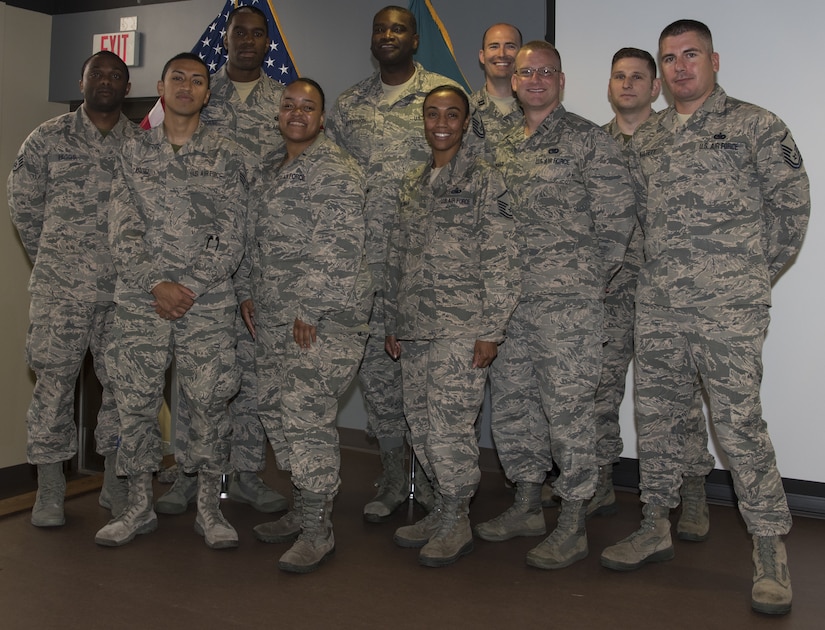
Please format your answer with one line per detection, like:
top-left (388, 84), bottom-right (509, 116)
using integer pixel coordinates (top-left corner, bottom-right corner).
top-left (584, 129), bottom-right (637, 287)
top-left (296, 156), bottom-right (367, 327)
top-left (8, 127), bottom-right (48, 263)
top-left (108, 145), bottom-right (167, 294)
top-left (178, 153), bottom-right (247, 297)
top-left (476, 165), bottom-right (520, 343)
top-left (755, 116), bottom-right (810, 280)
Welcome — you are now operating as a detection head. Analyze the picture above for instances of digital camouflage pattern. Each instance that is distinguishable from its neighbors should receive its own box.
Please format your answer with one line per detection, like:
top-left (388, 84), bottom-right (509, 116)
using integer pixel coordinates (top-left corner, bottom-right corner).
top-left (325, 62), bottom-right (459, 440)
top-left (179, 66), bottom-right (285, 474)
top-left (631, 86), bottom-right (810, 308)
top-left (108, 122), bottom-right (246, 475)
top-left (595, 119), bottom-right (712, 473)
top-left (385, 144), bottom-right (519, 499)
top-left (248, 134), bottom-right (370, 495)
top-left (630, 85), bottom-right (810, 534)
top-left (490, 105), bottom-right (636, 500)
top-left (8, 107), bottom-right (139, 463)
top-left (467, 86), bottom-right (522, 161)
top-left (200, 66), bottom-right (285, 162)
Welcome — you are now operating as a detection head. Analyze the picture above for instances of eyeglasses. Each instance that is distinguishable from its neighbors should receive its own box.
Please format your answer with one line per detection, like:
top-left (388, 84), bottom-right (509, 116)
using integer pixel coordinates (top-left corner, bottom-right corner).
top-left (514, 66), bottom-right (560, 79)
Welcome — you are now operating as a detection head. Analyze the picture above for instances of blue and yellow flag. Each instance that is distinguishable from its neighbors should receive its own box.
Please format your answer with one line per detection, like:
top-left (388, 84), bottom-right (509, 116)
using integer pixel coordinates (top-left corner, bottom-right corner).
top-left (409, 0), bottom-right (471, 92)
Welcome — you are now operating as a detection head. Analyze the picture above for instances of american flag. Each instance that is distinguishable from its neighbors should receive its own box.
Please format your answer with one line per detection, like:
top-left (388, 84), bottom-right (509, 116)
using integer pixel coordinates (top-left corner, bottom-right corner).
top-left (193, 0), bottom-right (299, 83)
top-left (141, 0), bottom-right (299, 129)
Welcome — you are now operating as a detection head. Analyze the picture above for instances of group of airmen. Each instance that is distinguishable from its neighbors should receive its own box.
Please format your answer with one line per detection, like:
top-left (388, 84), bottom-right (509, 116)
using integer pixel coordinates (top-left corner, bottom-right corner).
top-left (8, 3), bottom-right (809, 617)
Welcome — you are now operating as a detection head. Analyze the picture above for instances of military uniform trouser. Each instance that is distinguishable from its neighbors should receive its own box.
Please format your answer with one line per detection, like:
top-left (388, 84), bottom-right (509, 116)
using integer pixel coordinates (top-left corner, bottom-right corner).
top-left (400, 338), bottom-right (485, 499)
top-left (358, 292), bottom-right (407, 441)
top-left (594, 266), bottom-right (713, 476)
top-left (490, 299), bottom-right (601, 501)
top-left (108, 302), bottom-right (239, 476)
top-left (174, 312), bottom-right (267, 472)
top-left (635, 303), bottom-right (791, 536)
top-left (25, 295), bottom-right (118, 463)
top-left (256, 320), bottom-right (366, 496)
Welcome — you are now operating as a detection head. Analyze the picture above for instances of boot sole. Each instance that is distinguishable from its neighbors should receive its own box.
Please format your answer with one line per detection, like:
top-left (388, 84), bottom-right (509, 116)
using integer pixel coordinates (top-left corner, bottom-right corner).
top-left (393, 534), bottom-right (429, 549)
top-left (31, 515), bottom-right (65, 528)
top-left (419, 540), bottom-right (474, 567)
top-left (474, 526), bottom-right (546, 542)
top-left (95, 518), bottom-right (158, 547)
top-left (751, 599), bottom-right (792, 616)
top-left (154, 499), bottom-right (195, 515)
top-left (194, 521), bottom-right (239, 549)
top-left (227, 488), bottom-right (288, 513)
top-left (278, 547), bottom-right (335, 573)
top-left (600, 546), bottom-right (675, 571)
top-left (253, 527), bottom-right (300, 544)
top-left (677, 529), bottom-right (709, 542)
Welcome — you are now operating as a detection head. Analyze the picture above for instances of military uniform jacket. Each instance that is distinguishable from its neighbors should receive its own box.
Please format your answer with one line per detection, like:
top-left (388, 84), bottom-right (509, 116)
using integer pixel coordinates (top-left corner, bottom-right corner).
top-left (8, 107), bottom-right (139, 302)
top-left (496, 105), bottom-right (636, 301)
top-left (631, 85), bottom-right (810, 308)
top-left (109, 122), bottom-right (246, 309)
top-left (385, 143), bottom-right (520, 343)
top-left (325, 62), bottom-right (459, 272)
top-left (200, 66), bottom-right (285, 161)
top-left (247, 134), bottom-right (371, 333)
top-left (468, 86), bottom-right (521, 160)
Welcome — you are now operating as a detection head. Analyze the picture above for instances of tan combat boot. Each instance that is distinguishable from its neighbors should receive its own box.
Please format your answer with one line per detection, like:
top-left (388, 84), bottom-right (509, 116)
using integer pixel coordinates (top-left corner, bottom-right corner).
top-left (677, 475), bottom-right (710, 541)
top-left (600, 503), bottom-right (674, 570)
top-left (751, 535), bottom-right (792, 615)
top-left (278, 490), bottom-right (335, 573)
top-left (474, 481), bottom-right (546, 542)
top-left (527, 499), bottom-right (588, 569)
top-left (195, 472), bottom-right (239, 549)
top-left (254, 484), bottom-right (303, 543)
top-left (95, 472), bottom-right (157, 546)
top-left (419, 497), bottom-right (473, 567)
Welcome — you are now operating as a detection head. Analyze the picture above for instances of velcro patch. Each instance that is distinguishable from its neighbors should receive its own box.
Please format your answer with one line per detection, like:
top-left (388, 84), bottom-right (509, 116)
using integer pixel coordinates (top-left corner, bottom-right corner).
top-left (780, 131), bottom-right (802, 169)
top-left (12, 155), bottom-right (24, 172)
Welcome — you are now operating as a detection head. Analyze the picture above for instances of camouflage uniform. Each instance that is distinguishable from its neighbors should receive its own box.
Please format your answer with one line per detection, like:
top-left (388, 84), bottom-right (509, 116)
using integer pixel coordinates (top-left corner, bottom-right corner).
top-left (385, 144), bottom-right (520, 499)
top-left (631, 85), bottom-right (809, 535)
top-left (248, 135), bottom-right (371, 495)
top-left (325, 62), bottom-right (459, 441)
top-left (8, 107), bottom-right (139, 463)
top-left (108, 123), bottom-right (246, 476)
top-left (491, 106), bottom-right (636, 501)
top-left (170, 67), bottom-right (286, 475)
top-left (468, 85), bottom-right (522, 160)
top-left (596, 118), bottom-right (713, 476)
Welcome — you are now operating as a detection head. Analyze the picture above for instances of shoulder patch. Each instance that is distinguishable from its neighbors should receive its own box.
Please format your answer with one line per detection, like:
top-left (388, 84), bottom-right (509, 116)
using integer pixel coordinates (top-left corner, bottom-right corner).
top-left (12, 155), bottom-right (24, 172)
top-left (780, 131), bottom-right (802, 169)
top-left (471, 113), bottom-right (486, 139)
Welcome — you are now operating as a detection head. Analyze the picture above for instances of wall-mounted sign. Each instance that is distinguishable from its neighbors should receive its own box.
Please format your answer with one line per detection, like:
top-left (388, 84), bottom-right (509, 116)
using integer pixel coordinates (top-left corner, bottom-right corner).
top-left (92, 31), bottom-right (139, 66)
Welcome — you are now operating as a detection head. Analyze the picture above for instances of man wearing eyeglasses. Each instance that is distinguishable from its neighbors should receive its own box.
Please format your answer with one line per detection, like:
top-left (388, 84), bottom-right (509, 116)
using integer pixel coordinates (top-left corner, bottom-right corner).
top-left (475, 40), bottom-right (635, 571)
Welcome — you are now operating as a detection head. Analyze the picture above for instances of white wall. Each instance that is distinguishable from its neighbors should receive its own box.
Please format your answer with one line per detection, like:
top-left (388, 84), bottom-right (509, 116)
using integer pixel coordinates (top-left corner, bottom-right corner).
top-left (557, 1), bottom-right (824, 483)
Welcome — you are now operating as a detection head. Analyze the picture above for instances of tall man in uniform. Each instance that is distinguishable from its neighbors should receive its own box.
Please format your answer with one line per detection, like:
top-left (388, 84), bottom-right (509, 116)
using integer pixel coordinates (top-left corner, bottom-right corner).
top-left (325, 5), bottom-right (459, 522)
top-left (600, 21), bottom-right (809, 616)
top-left (9, 50), bottom-right (137, 527)
top-left (96, 53), bottom-right (246, 549)
top-left (476, 40), bottom-right (636, 570)
top-left (156, 4), bottom-right (287, 516)
top-left (592, 47), bottom-right (714, 540)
